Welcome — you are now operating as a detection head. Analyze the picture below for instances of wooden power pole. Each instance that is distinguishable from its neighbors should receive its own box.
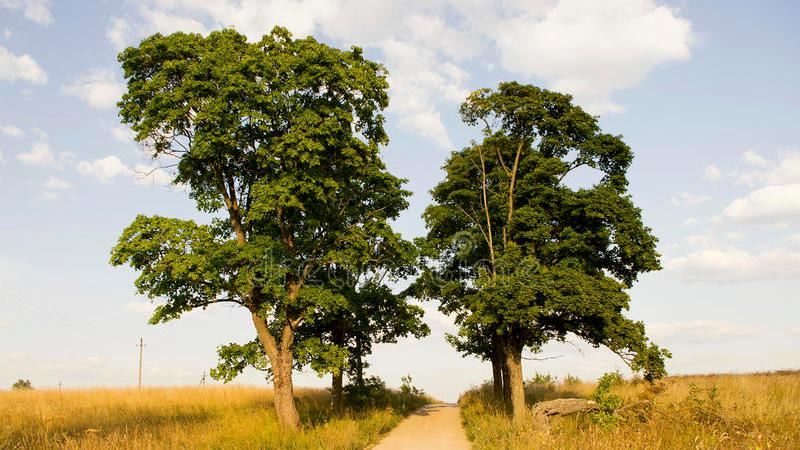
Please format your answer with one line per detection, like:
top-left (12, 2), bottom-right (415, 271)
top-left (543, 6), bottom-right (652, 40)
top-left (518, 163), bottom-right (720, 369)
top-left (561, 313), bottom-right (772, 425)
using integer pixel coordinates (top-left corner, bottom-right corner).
top-left (137, 337), bottom-right (145, 389)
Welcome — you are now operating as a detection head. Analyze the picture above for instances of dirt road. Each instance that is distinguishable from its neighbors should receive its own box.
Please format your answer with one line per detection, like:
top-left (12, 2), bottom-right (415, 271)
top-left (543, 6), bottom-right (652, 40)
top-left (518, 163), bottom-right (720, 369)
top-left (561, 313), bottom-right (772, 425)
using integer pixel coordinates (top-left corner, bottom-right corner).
top-left (372, 403), bottom-right (471, 450)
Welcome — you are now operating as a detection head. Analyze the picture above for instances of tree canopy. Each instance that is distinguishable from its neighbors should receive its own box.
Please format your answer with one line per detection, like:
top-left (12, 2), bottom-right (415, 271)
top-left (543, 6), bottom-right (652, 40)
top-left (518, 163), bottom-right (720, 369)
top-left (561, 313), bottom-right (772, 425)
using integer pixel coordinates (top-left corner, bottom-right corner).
top-left (111, 27), bottom-right (412, 429)
top-left (414, 82), bottom-right (670, 419)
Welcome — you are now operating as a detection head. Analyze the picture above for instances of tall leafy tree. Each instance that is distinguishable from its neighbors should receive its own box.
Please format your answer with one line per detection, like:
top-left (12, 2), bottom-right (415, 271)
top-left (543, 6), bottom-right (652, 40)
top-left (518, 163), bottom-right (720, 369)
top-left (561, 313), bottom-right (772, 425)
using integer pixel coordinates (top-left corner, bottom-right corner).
top-left (110, 27), bottom-right (409, 429)
top-left (416, 82), bottom-right (670, 420)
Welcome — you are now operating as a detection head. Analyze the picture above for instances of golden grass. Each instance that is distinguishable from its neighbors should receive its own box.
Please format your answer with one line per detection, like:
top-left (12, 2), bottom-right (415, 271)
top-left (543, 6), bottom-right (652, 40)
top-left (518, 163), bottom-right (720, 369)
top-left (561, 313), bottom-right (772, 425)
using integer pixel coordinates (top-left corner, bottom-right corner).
top-left (460, 371), bottom-right (800, 449)
top-left (0, 386), bottom-right (417, 449)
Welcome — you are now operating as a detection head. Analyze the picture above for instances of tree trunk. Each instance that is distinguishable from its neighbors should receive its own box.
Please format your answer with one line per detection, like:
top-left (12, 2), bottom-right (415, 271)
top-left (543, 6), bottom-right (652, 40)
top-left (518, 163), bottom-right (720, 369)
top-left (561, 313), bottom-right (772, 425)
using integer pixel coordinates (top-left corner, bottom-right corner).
top-left (501, 353), bottom-right (512, 410)
top-left (491, 352), bottom-right (503, 402)
top-left (491, 334), bottom-right (505, 404)
top-left (331, 322), bottom-right (345, 414)
top-left (331, 370), bottom-right (344, 414)
top-left (503, 337), bottom-right (526, 421)
top-left (353, 337), bottom-right (365, 386)
top-left (272, 350), bottom-right (301, 430)
top-left (251, 313), bottom-right (301, 430)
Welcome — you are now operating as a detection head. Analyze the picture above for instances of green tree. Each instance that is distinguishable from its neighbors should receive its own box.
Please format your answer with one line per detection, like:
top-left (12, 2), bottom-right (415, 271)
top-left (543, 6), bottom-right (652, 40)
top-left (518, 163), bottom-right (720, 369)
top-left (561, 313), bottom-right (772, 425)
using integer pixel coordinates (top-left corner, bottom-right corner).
top-left (416, 82), bottom-right (670, 420)
top-left (11, 379), bottom-right (32, 390)
top-left (110, 27), bottom-right (409, 429)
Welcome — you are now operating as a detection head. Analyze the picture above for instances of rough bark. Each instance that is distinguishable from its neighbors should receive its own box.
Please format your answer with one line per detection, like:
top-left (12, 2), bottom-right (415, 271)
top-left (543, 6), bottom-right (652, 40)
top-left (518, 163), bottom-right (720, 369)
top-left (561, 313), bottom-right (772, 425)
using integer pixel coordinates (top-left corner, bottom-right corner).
top-left (532, 398), bottom-right (599, 417)
top-left (501, 352), bottom-right (512, 409)
top-left (251, 312), bottom-right (301, 430)
top-left (504, 337), bottom-right (526, 421)
top-left (272, 349), bottom-right (301, 430)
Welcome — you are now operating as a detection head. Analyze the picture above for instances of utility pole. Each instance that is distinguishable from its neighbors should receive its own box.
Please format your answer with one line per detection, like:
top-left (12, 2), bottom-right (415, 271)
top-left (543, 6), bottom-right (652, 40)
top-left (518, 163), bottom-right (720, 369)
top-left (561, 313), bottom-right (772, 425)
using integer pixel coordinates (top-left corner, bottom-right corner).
top-left (137, 337), bottom-right (145, 389)
top-left (199, 371), bottom-right (207, 386)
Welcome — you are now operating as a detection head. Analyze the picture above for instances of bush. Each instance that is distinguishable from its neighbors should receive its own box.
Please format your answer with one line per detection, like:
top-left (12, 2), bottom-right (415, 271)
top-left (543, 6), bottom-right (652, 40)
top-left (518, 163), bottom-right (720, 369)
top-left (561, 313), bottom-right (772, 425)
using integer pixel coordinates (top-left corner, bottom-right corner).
top-left (344, 375), bottom-right (430, 414)
top-left (528, 372), bottom-right (557, 385)
top-left (589, 372), bottom-right (625, 428)
top-left (563, 374), bottom-right (581, 385)
top-left (11, 379), bottom-right (32, 390)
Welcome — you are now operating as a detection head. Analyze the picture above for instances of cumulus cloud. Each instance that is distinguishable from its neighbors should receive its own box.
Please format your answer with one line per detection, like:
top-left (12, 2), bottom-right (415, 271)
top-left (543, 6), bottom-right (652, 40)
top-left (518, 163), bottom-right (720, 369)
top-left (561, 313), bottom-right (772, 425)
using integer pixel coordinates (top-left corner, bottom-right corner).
top-left (105, 0), bottom-right (692, 147)
top-left (76, 155), bottom-right (132, 182)
top-left (0, 124), bottom-right (23, 137)
top-left (0, 45), bottom-right (47, 84)
top-left (493, 0), bottom-right (691, 113)
top-left (0, 0), bottom-right (53, 26)
top-left (62, 68), bottom-right (125, 109)
top-left (723, 184), bottom-right (800, 224)
top-left (76, 155), bottom-right (174, 186)
top-left (648, 320), bottom-right (758, 343)
top-left (666, 247), bottom-right (800, 283)
top-left (671, 191), bottom-right (711, 207)
top-left (17, 141), bottom-right (55, 166)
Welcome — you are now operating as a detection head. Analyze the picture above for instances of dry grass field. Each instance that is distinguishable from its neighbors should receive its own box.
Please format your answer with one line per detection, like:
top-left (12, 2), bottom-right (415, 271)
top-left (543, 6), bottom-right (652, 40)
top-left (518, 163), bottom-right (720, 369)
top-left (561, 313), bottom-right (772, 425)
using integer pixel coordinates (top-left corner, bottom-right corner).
top-left (460, 371), bottom-right (800, 449)
top-left (0, 385), bottom-right (428, 449)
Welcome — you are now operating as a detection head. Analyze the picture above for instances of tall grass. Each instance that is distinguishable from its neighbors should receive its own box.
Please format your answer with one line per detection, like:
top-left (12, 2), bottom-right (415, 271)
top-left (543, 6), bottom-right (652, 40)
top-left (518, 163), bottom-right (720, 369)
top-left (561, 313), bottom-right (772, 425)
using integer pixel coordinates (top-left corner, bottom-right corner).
top-left (0, 385), bottom-right (429, 449)
top-left (460, 371), bottom-right (800, 449)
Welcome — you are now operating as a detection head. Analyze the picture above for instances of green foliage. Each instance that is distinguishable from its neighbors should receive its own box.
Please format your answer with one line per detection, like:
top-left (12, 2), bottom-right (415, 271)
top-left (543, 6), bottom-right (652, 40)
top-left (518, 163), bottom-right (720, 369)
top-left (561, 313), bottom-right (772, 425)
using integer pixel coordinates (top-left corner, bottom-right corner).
top-left (210, 340), bottom-right (271, 383)
top-left (528, 372), bottom-right (557, 385)
top-left (563, 374), bottom-right (581, 385)
top-left (589, 372), bottom-right (625, 428)
top-left (343, 376), bottom-right (429, 413)
top-left (111, 27), bottom-right (418, 405)
top-left (415, 81), bottom-right (669, 382)
top-left (11, 379), bottom-right (32, 390)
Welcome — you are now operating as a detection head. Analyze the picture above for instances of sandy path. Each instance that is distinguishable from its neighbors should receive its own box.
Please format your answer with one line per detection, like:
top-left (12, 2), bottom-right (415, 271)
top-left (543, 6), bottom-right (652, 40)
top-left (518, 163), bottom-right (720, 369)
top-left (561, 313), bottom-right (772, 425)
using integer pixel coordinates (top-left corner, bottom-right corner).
top-left (372, 403), bottom-right (471, 450)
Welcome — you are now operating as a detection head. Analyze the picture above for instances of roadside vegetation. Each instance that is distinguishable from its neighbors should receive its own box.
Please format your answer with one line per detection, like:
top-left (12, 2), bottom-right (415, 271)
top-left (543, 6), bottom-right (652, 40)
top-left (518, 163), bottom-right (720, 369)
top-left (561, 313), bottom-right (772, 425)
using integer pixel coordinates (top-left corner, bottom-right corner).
top-left (0, 381), bottom-right (431, 449)
top-left (460, 370), bottom-right (800, 449)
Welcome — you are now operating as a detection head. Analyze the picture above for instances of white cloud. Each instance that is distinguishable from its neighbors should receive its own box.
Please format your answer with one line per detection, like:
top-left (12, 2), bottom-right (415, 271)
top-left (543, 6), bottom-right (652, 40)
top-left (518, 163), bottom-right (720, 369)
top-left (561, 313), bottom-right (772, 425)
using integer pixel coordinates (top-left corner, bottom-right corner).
top-left (38, 176), bottom-right (71, 202)
top-left (75, 156), bottom-right (173, 186)
top-left (76, 155), bottom-right (132, 182)
top-left (106, 0), bottom-right (693, 147)
top-left (704, 164), bottom-right (721, 181)
top-left (492, 0), bottom-right (691, 113)
top-left (2, 29), bottom-right (11, 39)
top-left (17, 141), bottom-right (54, 166)
top-left (671, 191), bottom-right (711, 207)
top-left (722, 184), bottom-right (800, 224)
top-left (0, 45), bottom-right (47, 84)
top-left (0, 124), bottom-right (23, 137)
top-left (666, 247), bottom-right (800, 283)
top-left (741, 149), bottom-right (769, 168)
top-left (62, 68), bottom-right (125, 109)
top-left (0, 0), bottom-right (53, 26)
top-left (110, 125), bottom-right (135, 143)
top-left (132, 163), bottom-right (174, 186)
top-left (648, 320), bottom-right (758, 343)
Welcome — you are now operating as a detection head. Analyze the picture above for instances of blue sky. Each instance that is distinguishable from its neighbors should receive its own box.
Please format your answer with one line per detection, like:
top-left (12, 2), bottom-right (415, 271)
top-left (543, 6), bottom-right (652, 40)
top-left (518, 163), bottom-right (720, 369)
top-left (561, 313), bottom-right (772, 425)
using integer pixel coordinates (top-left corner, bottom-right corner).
top-left (1, 0), bottom-right (798, 401)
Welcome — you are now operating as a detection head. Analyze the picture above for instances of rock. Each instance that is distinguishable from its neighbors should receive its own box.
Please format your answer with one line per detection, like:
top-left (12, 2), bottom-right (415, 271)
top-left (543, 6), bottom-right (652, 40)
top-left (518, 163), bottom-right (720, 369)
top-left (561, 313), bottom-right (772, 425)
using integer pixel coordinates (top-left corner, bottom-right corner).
top-left (532, 398), bottom-right (599, 417)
